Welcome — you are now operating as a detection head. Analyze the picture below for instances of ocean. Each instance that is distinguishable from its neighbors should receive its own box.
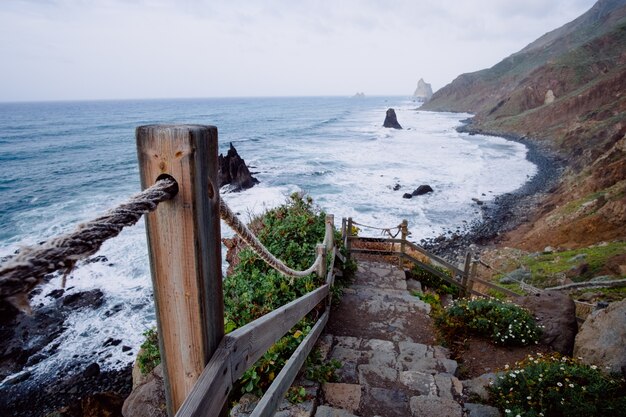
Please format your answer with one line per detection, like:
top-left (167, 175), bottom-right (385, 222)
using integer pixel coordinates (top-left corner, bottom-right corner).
top-left (0, 96), bottom-right (536, 385)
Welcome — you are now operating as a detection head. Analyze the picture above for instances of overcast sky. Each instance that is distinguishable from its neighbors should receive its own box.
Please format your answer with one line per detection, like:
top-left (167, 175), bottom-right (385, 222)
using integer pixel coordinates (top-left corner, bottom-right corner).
top-left (0, 0), bottom-right (596, 102)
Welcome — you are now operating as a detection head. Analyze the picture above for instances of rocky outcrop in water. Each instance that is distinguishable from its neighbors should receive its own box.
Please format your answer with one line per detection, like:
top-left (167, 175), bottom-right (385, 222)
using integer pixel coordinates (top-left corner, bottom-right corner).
top-left (413, 78), bottom-right (433, 101)
top-left (403, 185), bottom-right (434, 199)
top-left (383, 108), bottom-right (402, 129)
top-left (218, 143), bottom-right (259, 192)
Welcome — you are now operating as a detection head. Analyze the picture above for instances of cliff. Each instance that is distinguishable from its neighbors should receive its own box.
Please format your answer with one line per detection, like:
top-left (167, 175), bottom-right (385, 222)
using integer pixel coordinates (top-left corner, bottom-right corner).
top-left (423, 0), bottom-right (626, 250)
top-left (413, 78), bottom-right (433, 101)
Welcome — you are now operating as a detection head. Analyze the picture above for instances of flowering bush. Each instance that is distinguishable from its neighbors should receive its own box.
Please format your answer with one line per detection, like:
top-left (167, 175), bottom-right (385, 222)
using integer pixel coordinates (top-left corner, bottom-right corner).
top-left (435, 298), bottom-right (541, 346)
top-left (489, 353), bottom-right (626, 416)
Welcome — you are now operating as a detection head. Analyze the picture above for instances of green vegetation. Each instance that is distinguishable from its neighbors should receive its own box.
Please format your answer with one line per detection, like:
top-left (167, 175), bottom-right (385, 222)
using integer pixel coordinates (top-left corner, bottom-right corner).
top-left (408, 264), bottom-right (460, 297)
top-left (489, 353), bottom-right (626, 417)
top-left (436, 298), bottom-right (541, 347)
top-left (137, 328), bottom-right (160, 374)
top-left (136, 193), bottom-right (352, 396)
top-left (519, 242), bottom-right (626, 286)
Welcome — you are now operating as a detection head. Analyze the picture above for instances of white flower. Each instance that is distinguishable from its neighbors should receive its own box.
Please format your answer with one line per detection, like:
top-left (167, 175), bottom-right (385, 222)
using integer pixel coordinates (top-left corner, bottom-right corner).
top-left (557, 382), bottom-right (563, 387)
top-left (591, 365), bottom-right (597, 370)
top-left (569, 383), bottom-right (574, 388)
top-left (505, 410), bottom-right (511, 414)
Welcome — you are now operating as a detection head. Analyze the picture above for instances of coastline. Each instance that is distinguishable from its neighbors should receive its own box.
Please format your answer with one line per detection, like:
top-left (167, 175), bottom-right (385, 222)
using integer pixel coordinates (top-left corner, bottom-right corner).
top-left (421, 118), bottom-right (563, 259)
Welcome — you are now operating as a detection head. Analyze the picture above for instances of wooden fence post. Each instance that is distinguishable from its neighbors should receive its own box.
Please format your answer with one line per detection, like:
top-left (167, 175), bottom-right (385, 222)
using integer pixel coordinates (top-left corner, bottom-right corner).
top-left (317, 243), bottom-right (327, 279)
top-left (341, 218), bottom-right (347, 246)
top-left (462, 251), bottom-right (472, 296)
top-left (399, 219), bottom-right (408, 269)
top-left (467, 258), bottom-right (479, 297)
top-left (136, 125), bottom-right (224, 416)
top-left (325, 214), bottom-right (334, 253)
top-left (346, 217), bottom-right (353, 262)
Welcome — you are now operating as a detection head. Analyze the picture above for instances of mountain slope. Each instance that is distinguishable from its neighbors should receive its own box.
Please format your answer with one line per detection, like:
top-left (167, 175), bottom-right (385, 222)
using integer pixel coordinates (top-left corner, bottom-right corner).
top-left (423, 0), bottom-right (626, 250)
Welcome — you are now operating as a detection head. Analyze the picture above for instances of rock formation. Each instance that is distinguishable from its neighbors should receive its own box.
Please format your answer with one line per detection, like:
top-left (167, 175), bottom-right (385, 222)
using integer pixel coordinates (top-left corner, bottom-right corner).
top-left (383, 108), bottom-right (402, 129)
top-left (413, 78), bottom-right (433, 101)
top-left (574, 298), bottom-right (626, 374)
top-left (218, 143), bottom-right (259, 192)
top-left (403, 185), bottom-right (434, 199)
top-left (353, 92), bottom-right (365, 98)
top-left (544, 89), bottom-right (555, 104)
top-left (515, 291), bottom-right (578, 355)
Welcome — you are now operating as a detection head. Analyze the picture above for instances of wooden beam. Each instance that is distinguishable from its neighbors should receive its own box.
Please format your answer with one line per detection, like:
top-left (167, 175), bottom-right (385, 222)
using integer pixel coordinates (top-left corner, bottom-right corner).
top-left (249, 310), bottom-right (330, 417)
top-left (225, 284), bottom-right (329, 382)
top-left (136, 125), bottom-right (223, 415)
top-left (404, 241), bottom-right (464, 276)
top-left (402, 254), bottom-right (463, 289)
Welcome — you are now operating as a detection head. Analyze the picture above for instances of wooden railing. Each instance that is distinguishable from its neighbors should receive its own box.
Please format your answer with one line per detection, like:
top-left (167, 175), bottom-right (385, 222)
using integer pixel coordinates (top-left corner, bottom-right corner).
top-left (344, 217), bottom-right (523, 299)
top-left (136, 125), bottom-right (344, 417)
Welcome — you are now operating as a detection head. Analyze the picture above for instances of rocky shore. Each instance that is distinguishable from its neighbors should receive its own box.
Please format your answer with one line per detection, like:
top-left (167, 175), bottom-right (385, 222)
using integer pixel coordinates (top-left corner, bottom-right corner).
top-left (422, 120), bottom-right (563, 260)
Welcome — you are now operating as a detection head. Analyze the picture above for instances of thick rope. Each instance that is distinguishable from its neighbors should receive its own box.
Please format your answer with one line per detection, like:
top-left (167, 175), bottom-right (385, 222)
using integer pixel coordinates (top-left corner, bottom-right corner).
top-left (351, 220), bottom-right (402, 239)
top-left (0, 178), bottom-right (178, 311)
top-left (219, 200), bottom-right (323, 278)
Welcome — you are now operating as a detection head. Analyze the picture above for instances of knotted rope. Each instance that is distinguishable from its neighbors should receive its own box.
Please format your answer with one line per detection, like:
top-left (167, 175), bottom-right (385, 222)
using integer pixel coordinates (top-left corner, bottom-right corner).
top-left (350, 220), bottom-right (402, 239)
top-left (219, 200), bottom-right (324, 278)
top-left (0, 178), bottom-right (178, 312)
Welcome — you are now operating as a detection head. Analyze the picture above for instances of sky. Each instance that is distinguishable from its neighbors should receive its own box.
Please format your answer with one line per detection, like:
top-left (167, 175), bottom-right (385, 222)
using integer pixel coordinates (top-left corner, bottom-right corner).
top-left (0, 0), bottom-right (597, 102)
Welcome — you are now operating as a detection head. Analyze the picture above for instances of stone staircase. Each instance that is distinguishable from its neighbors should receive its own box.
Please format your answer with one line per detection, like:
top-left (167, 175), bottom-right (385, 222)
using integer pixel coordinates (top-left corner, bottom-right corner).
top-left (314, 261), bottom-right (466, 417)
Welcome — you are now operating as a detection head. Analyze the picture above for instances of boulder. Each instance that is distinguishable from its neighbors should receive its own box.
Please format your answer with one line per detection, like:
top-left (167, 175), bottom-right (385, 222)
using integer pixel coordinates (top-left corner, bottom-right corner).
top-left (544, 89), bottom-right (555, 105)
top-left (122, 364), bottom-right (167, 417)
top-left (383, 108), bottom-right (402, 129)
top-left (413, 78), bottom-right (434, 101)
top-left (403, 193), bottom-right (413, 199)
top-left (514, 291), bottom-right (577, 355)
top-left (218, 143), bottom-right (259, 192)
top-left (412, 185), bottom-right (433, 196)
top-left (574, 298), bottom-right (626, 374)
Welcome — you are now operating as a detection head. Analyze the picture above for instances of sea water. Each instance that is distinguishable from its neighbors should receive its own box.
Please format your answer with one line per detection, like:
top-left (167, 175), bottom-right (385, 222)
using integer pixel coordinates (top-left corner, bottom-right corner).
top-left (0, 96), bottom-right (536, 383)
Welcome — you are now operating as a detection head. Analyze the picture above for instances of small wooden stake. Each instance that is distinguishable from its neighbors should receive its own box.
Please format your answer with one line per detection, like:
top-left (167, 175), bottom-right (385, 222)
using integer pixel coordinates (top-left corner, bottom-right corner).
top-left (136, 125), bottom-right (224, 416)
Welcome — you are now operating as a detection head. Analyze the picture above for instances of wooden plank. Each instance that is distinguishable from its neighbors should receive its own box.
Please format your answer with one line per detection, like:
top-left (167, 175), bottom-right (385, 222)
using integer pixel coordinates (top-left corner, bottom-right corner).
top-left (471, 276), bottom-right (520, 297)
top-left (137, 125), bottom-right (223, 415)
top-left (175, 345), bottom-right (231, 417)
top-left (225, 284), bottom-right (329, 382)
top-left (336, 250), bottom-right (346, 264)
top-left (402, 253), bottom-right (463, 289)
top-left (326, 247), bottom-right (336, 287)
top-left (250, 310), bottom-right (330, 417)
top-left (404, 241), bottom-right (464, 275)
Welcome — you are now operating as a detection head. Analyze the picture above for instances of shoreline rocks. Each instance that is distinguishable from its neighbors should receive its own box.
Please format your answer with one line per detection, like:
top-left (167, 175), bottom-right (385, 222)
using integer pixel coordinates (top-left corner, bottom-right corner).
top-left (403, 185), bottom-right (434, 199)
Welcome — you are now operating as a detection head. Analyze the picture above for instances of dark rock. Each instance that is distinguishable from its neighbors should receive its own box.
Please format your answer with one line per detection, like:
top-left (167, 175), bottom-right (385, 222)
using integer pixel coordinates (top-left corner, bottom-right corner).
top-left (566, 262), bottom-right (589, 278)
top-left (85, 255), bottom-right (108, 264)
top-left (46, 289), bottom-right (65, 299)
top-left (412, 185), bottom-right (433, 196)
top-left (121, 346), bottom-right (132, 352)
top-left (218, 143), bottom-right (259, 192)
top-left (472, 198), bottom-right (484, 205)
top-left (403, 193), bottom-right (413, 199)
top-left (393, 183), bottom-right (401, 191)
top-left (83, 363), bottom-right (100, 378)
top-left (383, 108), bottom-right (402, 129)
top-left (103, 338), bottom-right (122, 348)
top-left (515, 291), bottom-right (577, 355)
top-left (61, 290), bottom-right (104, 310)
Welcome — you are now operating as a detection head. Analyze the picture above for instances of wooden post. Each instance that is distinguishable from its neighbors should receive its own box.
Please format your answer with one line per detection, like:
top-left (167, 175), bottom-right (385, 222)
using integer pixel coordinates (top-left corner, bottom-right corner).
top-left (341, 218), bottom-right (347, 246)
top-left (136, 125), bottom-right (224, 416)
top-left (467, 258), bottom-right (479, 297)
top-left (325, 214), bottom-right (334, 252)
top-left (399, 219), bottom-right (408, 269)
top-left (346, 217), bottom-right (353, 262)
top-left (316, 243), bottom-right (327, 279)
top-left (461, 251), bottom-right (472, 296)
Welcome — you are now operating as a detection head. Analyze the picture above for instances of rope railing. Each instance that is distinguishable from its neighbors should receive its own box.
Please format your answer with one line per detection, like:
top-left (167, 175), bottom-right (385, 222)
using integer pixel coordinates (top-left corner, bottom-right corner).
top-left (350, 219), bottom-right (402, 238)
top-left (219, 199), bottom-right (324, 278)
top-left (0, 177), bottom-right (178, 312)
top-left (0, 177), bottom-right (328, 312)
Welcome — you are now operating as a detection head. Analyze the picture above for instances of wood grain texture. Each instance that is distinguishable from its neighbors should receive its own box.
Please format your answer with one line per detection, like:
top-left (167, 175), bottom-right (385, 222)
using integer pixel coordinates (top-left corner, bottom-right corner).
top-left (137, 125), bottom-right (224, 415)
top-left (175, 345), bottom-right (231, 417)
top-left (249, 310), bottom-right (330, 417)
top-left (225, 283), bottom-right (329, 382)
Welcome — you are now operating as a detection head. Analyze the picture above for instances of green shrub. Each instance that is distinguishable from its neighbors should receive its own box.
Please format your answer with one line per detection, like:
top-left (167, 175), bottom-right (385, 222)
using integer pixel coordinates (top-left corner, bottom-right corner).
top-left (489, 353), bottom-right (626, 416)
top-left (409, 264), bottom-right (460, 297)
top-left (436, 298), bottom-right (541, 346)
top-left (137, 328), bottom-right (160, 374)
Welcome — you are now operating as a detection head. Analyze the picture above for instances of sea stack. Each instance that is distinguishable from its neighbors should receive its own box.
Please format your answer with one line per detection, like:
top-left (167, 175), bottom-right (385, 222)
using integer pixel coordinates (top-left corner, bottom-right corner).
top-left (413, 78), bottom-right (433, 101)
top-left (383, 108), bottom-right (402, 129)
top-left (218, 143), bottom-right (259, 192)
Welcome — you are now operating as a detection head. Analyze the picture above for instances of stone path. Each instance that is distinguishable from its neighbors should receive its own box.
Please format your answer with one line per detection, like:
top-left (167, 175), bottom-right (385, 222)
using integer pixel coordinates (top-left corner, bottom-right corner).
top-left (314, 261), bottom-right (487, 417)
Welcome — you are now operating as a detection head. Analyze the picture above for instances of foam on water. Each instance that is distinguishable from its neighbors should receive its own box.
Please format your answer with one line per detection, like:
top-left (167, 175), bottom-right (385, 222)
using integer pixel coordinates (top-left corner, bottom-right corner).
top-left (0, 97), bottom-right (536, 386)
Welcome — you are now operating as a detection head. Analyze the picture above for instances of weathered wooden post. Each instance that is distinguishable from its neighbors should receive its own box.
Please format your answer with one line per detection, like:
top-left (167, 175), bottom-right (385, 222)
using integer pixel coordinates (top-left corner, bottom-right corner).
top-left (317, 243), bottom-right (327, 280)
top-left (461, 251), bottom-right (472, 296)
top-left (136, 125), bottom-right (224, 416)
top-left (399, 219), bottom-right (408, 269)
top-left (467, 257), bottom-right (479, 297)
top-left (346, 217), bottom-right (353, 262)
top-left (325, 214), bottom-right (334, 253)
top-left (341, 217), bottom-right (347, 246)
